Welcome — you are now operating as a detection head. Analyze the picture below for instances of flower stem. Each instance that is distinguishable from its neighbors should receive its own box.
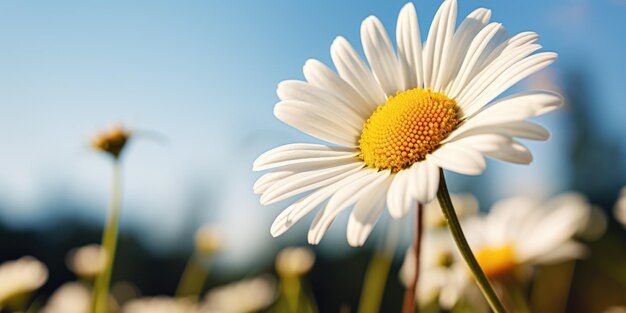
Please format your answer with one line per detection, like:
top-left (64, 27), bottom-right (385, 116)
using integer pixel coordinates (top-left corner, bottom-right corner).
top-left (92, 160), bottom-right (123, 313)
top-left (436, 169), bottom-right (507, 313)
top-left (402, 202), bottom-right (424, 313)
top-left (357, 220), bottom-right (399, 313)
top-left (175, 252), bottom-right (211, 299)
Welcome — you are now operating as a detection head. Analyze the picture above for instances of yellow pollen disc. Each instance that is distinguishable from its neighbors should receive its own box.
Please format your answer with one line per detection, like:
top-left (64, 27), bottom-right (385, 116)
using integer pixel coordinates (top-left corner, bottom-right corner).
top-left (359, 88), bottom-right (460, 172)
top-left (475, 245), bottom-right (517, 279)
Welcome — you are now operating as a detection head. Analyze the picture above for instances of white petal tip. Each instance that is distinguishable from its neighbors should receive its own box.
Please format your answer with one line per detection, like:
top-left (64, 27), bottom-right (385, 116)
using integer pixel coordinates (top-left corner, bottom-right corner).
top-left (388, 206), bottom-right (408, 219)
top-left (332, 36), bottom-right (348, 46)
top-left (401, 2), bottom-right (415, 11)
top-left (307, 235), bottom-right (321, 245)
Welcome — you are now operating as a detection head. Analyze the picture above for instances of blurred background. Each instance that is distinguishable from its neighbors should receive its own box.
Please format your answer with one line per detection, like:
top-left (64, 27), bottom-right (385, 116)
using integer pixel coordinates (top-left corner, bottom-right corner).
top-left (1, 0), bottom-right (626, 312)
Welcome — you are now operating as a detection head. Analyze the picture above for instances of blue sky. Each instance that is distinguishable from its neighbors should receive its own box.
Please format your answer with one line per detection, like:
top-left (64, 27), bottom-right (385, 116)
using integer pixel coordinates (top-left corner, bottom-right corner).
top-left (0, 0), bottom-right (624, 267)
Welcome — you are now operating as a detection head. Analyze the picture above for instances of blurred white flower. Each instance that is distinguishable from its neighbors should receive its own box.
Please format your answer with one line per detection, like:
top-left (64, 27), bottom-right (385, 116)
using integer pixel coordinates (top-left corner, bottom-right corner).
top-left (424, 193), bottom-right (478, 228)
top-left (613, 187), bottom-right (626, 228)
top-left (66, 244), bottom-right (107, 278)
top-left (275, 247), bottom-right (316, 277)
top-left (0, 256), bottom-right (48, 305)
top-left (195, 225), bottom-right (222, 255)
top-left (122, 296), bottom-right (199, 313)
top-left (203, 275), bottom-right (277, 313)
top-left (467, 193), bottom-right (592, 280)
top-left (40, 283), bottom-right (90, 313)
top-left (400, 230), bottom-right (469, 309)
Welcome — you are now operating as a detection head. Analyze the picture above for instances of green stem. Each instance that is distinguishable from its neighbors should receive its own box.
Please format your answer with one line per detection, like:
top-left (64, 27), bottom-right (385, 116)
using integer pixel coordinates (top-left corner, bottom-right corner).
top-left (91, 161), bottom-right (123, 313)
top-left (357, 220), bottom-right (399, 313)
top-left (436, 169), bottom-right (507, 313)
top-left (175, 253), bottom-right (211, 299)
top-left (505, 282), bottom-right (530, 313)
top-left (283, 276), bottom-right (302, 313)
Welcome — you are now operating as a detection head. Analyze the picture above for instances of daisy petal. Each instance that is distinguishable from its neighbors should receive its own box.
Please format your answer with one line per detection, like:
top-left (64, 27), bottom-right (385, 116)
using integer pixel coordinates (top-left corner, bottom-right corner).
top-left (274, 100), bottom-right (359, 147)
top-left (253, 143), bottom-right (358, 171)
top-left (277, 80), bottom-right (365, 129)
top-left (451, 134), bottom-right (533, 164)
top-left (387, 170), bottom-right (414, 218)
top-left (532, 241), bottom-right (588, 264)
top-left (308, 170), bottom-right (390, 244)
top-left (457, 43), bottom-right (543, 113)
top-left (254, 171), bottom-right (293, 194)
top-left (331, 36), bottom-right (387, 107)
top-left (270, 173), bottom-right (365, 237)
top-left (303, 59), bottom-right (372, 117)
top-left (462, 52), bottom-right (558, 114)
top-left (396, 2), bottom-right (424, 89)
top-left (423, 0), bottom-right (457, 90)
top-left (518, 199), bottom-right (589, 261)
top-left (483, 140), bottom-right (533, 164)
top-left (428, 143), bottom-right (486, 175)
top-left (411, 161), bottom-right (441, 204)
top-left (449, 90), bottom-right (562, 141)
top-left (361, 16), bottom-right (404, 96)
top-left (442, 8), bottom-right (493, 94)
top-left (465, 31), bottom-right (538, 90)
top-left (347, 179), bottom-right (390, 246)
top-left (447, 22), bottom-right (505, 98)
top-left (488, 121), bottom-right (550, 140)
top-left (260, 161), bottom-right (363, 205)
top-left (448, 121), bottom-right (550, 144)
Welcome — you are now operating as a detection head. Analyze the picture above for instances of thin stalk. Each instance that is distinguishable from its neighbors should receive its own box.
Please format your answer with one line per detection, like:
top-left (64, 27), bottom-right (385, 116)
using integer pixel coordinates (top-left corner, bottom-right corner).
top-left (436, 169), bottom-right (507, 313)
top-left (175, 253), bottom-right (211, 299)
top-left (91, 161), bottom-right (123, 313)
top-left (357, 219), bottom-right (400, 313)
top-left (282, 276), bottom-right (302, 313)
top-left (24, 297), bottom-right (41, 313)
top-left (505, 282), bottom-right (530, 313)
top-left (402, 203), bottom-right (424, 313)
top-left (530, 261), bottom-right (575, 313)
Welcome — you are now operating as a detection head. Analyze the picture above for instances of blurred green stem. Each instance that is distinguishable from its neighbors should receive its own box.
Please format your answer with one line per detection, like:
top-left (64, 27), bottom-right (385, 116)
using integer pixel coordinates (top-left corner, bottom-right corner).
top-left (24, 297), bottom-right (41, 313)
top-left (530, 261), bottom-right (575, 313)
top-left (175, 253), bottom-right (211, 299)
top-left (505, 283), bottom-right (530, 313)
top-left (357, 220), bottom-right (400, 313)
top-left (283, 276), bottom-right (302, 313)
top-left (91, 160), bottom-right (123, 313)
top-left (437, 169), bottom-right (507, 313)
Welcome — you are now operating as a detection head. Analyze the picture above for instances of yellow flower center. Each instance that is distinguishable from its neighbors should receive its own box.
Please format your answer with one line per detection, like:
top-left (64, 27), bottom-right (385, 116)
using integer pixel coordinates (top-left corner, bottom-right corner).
top-left (359, 88), bottom-right (460, 172)
top-left (475, 245), bottom-right (517, 279)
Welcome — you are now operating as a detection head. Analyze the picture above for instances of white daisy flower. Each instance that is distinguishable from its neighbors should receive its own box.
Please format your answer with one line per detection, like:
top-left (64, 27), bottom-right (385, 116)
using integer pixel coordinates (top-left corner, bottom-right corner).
top-left (0, 256), bottom-right (48, 305)
top-left (41, 282), bottom-right (91, 313)
top-left (467, 193), bottom-right (591, 280)
top-left (202, 275), bottom-right (277, 313)
top-left (253, 0), bottom-right (562, 246)
top-left (66, 244), bottom-right (108, 278)
top-left (400, 230), bottom-right (469, 309)
top-left (123, 297), bottom-right (199, 313)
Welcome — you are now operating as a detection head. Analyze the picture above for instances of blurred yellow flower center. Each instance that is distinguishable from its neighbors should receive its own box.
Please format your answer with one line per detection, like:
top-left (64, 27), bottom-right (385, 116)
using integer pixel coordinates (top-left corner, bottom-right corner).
top-left (475, 245), bottom-right (517, 279)
top-left (359, 88), bottom-right (459, 172)
top-left (91, 126), bottom-right (131, 159)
